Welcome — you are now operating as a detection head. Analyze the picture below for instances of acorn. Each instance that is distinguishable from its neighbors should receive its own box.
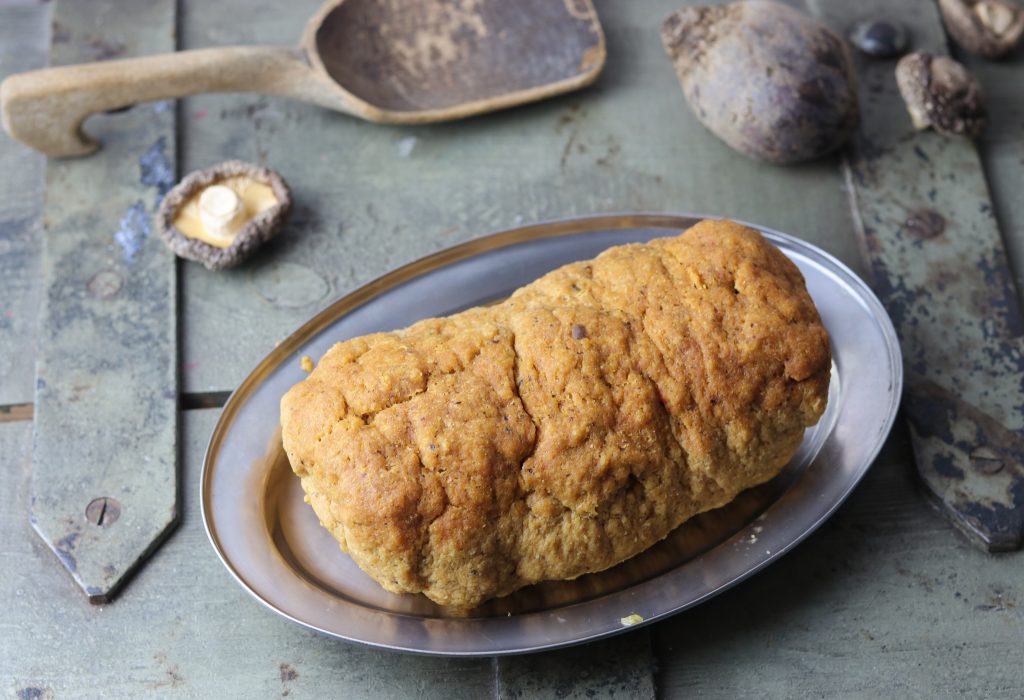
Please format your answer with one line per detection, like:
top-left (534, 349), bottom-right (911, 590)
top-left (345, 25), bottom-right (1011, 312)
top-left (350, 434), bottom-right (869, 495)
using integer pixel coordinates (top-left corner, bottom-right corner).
top-left (156, 160), bottom-right (291, 270)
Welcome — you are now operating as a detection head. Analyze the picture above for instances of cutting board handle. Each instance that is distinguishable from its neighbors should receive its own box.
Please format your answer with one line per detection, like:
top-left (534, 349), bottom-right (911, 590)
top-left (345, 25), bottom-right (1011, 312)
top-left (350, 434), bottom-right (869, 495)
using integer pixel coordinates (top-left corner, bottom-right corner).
top-left (0, 46), bottom-right (351, 157)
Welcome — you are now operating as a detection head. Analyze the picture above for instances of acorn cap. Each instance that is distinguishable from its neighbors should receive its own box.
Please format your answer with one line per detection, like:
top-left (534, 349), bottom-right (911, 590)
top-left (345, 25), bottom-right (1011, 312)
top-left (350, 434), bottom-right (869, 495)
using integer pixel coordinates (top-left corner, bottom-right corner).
top-left (895, 52), bottom-right (987, 137)
top-left (938, 0), bottom-right (1024, 58)
top-left (156, 160), bottom-right (292, 271)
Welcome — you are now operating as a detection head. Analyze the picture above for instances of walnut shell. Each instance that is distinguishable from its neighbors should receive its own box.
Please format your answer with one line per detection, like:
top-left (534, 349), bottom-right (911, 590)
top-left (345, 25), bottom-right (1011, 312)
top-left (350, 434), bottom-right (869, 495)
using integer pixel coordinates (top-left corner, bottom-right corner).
top-left (938, 0), bottom-right (1024, 58)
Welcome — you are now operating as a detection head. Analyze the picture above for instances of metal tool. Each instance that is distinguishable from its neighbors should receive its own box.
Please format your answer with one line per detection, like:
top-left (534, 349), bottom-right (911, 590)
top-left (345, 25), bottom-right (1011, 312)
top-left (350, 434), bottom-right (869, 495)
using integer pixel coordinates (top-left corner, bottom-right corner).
top-left (813, 0), bottom-right (1024, 550)
top-left (30, 0), bottom-right (179, 603)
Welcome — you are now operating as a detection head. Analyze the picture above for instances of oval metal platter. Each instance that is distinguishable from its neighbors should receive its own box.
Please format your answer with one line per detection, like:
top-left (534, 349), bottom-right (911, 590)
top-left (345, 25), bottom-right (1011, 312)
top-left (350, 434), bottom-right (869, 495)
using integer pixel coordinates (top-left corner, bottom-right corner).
top-left (202, 214), bottom-right (902, 656)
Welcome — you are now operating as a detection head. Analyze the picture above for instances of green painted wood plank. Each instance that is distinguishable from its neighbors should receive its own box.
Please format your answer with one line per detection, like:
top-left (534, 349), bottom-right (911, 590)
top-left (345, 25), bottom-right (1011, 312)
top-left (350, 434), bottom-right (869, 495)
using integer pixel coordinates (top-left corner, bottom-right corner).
top-left (654, 0), bottom-right (1024, 693)
top-left (173, 3), bottom-right (860, 694)
top-left (963, 51), bottom-right (1024, 292)
top-left (0, 1), bottom-right (1022, 695)
top-left (4, 419), bottom-right (1023, 695)
top-left (0, 0), bottom-right (49, 406)
top-left (2, 410), bottom-right (495, 699)
top-left (652, 426), bottom-right (1024, 698)
top-left (808, 0), bottom-right (1024, 549)
top-left (31, 0), bottom-right (178, 602)
top-left (178, 0), bottom-right (864, 394)
top-left (497, 632), bottom-right (655, 699)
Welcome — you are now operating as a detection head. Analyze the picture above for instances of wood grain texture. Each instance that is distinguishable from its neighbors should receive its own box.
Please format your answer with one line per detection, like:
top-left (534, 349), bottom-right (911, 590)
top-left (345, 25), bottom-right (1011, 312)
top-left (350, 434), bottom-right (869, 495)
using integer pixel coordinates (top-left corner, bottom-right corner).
top-left (0, 412), bottom-right (495, 699)
top-left (652, 1), bottom-right (1024, 694)
top-left (498, 631), bottom-right (656, 699)
top-left (2, 0), bottom-right (1023, 696)
top-left (2, 410), bottom-right (656, 698)
top-left (809, 0), bottom-right (1024, 550)
top-left (2, 0), bottom-right (604, 156)
top-left (177, 0), bottom-right (863, 394)
top-left (1, 45), bottom-right (349, 157)
top-left (653, 425), bottom-right (1024, 697)
top-left (7, 422), bottom-right (1022, 697)
top-left (963, 48), bottom-right (1024, 292)
top-left (21, 418), bottom-right (999, 696)
top-left (30, 0), bottom-right (179, 601)
top-left (0, 0), bottom-right (48, 406)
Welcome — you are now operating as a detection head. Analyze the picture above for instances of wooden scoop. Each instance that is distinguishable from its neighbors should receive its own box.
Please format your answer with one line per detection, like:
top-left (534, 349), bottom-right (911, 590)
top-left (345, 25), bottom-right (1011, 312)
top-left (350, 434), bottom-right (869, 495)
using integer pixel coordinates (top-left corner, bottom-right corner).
top-left (1, 0), bottom-right (605, 157)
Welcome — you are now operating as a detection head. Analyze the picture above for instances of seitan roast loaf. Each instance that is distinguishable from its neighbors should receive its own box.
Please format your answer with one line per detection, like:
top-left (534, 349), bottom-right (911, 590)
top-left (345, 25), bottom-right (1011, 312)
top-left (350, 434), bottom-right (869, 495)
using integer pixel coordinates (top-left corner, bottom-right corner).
top-left (280, 219), bottom-right (831, 609)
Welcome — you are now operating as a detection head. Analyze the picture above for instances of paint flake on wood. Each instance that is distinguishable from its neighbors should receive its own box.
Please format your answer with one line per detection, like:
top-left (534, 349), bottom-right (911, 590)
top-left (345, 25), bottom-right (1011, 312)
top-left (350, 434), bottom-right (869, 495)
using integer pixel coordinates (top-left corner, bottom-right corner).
top-left (178, 0), bottom-right (863, 394)
top-left (2, 0), bottom-right (1024, 696)
top-left (497, 631), bottom-right (656, 699)
top-left (809, 0), bottom-right (1024, 550)
top-left (0, 1), bottom-right (49, 407)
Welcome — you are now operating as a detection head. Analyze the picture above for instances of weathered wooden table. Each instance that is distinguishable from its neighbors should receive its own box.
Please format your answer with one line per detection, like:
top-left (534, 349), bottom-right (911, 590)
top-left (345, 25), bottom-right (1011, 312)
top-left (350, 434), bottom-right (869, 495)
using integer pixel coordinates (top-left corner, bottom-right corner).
top-left (2, 0), bottom-right (1022, 696)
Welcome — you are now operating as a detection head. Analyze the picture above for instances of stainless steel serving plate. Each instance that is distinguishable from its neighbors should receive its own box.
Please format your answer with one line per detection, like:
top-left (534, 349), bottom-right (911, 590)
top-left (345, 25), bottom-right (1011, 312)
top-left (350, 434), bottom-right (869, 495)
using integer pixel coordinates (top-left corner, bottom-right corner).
top-left (201, 214), bottom-right (902, 656)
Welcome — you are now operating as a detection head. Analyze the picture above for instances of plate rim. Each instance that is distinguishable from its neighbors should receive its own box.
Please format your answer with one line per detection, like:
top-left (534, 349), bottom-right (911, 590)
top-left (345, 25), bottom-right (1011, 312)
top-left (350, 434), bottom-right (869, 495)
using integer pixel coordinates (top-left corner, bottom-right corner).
top-left (201, 213), bottom-right (903, 656)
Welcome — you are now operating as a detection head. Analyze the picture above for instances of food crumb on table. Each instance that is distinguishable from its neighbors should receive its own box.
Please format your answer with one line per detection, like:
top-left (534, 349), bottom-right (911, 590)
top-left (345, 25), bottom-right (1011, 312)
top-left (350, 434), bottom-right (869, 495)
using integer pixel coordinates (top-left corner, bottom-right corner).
top-left (300, 355), bottom-right (314, 372)
top-left (620, 613), bottom-right (644, 626)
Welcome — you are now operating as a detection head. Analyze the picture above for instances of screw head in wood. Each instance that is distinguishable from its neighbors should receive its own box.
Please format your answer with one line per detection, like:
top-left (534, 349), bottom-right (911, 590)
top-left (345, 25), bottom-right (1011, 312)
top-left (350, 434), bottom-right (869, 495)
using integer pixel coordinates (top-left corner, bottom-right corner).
top-left (85, 497), bottom-right (122, 527)
top-left (969, 447), bottom-right (1004, 475)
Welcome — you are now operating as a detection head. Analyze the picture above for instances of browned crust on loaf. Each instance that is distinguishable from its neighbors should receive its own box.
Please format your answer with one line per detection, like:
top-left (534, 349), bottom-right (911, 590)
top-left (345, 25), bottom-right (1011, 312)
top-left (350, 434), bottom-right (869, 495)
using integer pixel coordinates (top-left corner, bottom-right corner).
top-left (280, 220), bottom-right (831, 609)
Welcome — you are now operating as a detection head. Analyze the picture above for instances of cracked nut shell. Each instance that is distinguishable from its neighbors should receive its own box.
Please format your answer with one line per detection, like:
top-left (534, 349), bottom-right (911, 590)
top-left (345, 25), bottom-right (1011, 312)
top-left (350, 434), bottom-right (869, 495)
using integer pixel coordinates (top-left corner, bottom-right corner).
top-left (895, 52), bottom-right (987, 137)
top-left (938, 0), bottom-right (1024, 58)
top-left (156, 160), bottom-right (291, 271)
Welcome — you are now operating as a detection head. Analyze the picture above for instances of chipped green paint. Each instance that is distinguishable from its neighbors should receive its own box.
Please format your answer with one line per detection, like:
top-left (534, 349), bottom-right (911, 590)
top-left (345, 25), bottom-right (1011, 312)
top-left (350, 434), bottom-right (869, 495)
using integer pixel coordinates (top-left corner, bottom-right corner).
top-left (177, 0), bottom-right (865, 395)
top-left (5, 0), bottom-right (1024, 695)
top-left (498, 632), bottom-right (656, 699)
top-left (0, 1), bottom-right (48, 406)
top-left (810, 0), bottom-right (1024, 550)
top-left (30, 0), bottom-right (178, 602)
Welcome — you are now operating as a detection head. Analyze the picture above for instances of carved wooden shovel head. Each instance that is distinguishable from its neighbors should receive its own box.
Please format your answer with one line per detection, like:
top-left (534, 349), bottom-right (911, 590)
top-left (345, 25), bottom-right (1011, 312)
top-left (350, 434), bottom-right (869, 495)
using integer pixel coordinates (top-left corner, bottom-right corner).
top-left (1, 0), bottom-right (606, 157)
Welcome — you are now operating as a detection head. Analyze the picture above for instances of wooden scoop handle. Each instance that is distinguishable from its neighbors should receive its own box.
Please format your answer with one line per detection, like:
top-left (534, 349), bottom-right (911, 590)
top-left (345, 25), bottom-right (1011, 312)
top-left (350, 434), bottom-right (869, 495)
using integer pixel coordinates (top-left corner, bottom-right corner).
top-left (1, 46), bottom-right (351, 157)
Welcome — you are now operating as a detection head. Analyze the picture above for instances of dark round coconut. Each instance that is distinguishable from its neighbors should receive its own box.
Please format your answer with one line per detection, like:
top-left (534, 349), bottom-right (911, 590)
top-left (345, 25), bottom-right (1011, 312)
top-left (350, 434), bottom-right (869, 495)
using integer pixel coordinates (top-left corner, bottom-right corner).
top-left (155, 160), bottom-right (292, 271)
